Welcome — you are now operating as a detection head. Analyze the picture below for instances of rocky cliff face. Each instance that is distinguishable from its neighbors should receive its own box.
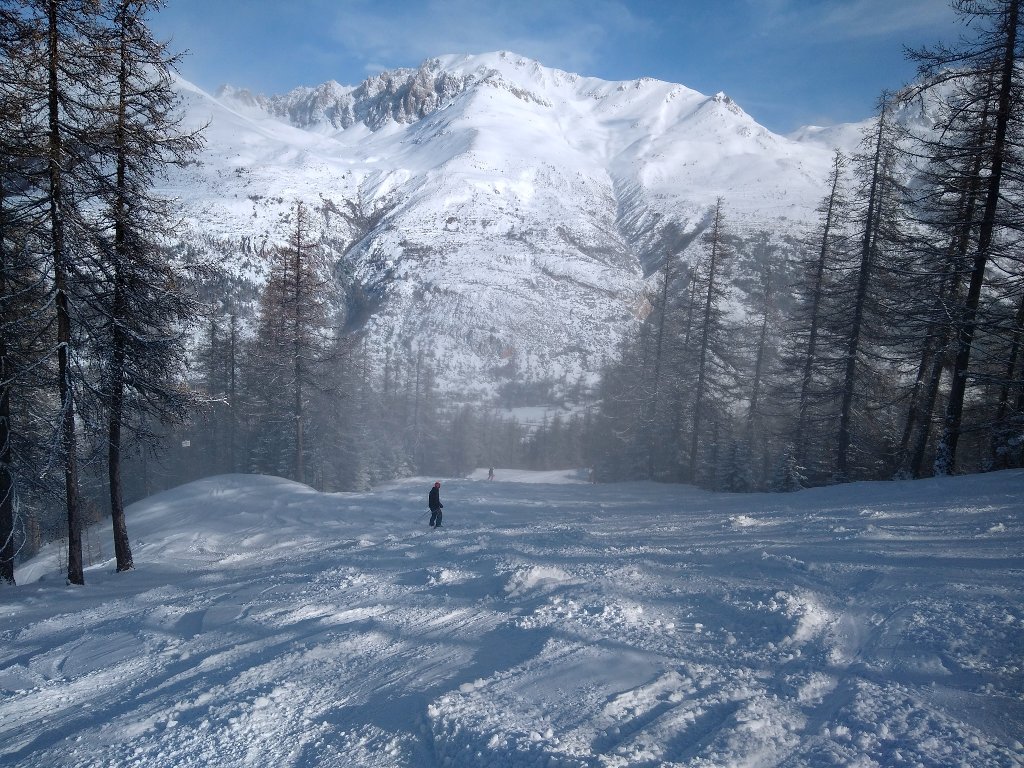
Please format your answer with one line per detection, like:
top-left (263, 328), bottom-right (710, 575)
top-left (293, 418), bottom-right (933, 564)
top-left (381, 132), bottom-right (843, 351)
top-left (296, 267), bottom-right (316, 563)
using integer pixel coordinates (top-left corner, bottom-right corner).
top-left (173, 52), bottom-right (854, 397)
top-left (227, 60), bottom-right (478, 131)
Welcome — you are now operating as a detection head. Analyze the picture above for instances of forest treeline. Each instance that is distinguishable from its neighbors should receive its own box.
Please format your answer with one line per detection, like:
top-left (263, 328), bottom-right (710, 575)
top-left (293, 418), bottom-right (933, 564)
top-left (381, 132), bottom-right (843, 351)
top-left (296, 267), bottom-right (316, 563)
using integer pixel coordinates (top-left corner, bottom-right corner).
top-left (2, 1), bottom-right (1022, 586)
top-left (591, 0), bottom-right (1023, 490)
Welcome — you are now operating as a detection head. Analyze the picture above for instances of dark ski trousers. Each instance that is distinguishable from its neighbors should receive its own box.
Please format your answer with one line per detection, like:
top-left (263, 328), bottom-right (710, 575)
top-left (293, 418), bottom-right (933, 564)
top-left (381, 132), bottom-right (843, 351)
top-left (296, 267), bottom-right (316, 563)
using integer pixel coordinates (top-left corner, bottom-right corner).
top-left (429, 509), bottom-right (442, 527)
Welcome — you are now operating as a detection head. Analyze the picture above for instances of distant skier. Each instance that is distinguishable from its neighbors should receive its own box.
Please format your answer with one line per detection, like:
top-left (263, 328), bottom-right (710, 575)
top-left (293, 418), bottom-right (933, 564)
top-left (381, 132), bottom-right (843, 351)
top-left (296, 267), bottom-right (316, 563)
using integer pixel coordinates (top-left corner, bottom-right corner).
top-left (487, 467), bottom-right (494, 481)
top-left (428, 481), bottom-right (444, 528)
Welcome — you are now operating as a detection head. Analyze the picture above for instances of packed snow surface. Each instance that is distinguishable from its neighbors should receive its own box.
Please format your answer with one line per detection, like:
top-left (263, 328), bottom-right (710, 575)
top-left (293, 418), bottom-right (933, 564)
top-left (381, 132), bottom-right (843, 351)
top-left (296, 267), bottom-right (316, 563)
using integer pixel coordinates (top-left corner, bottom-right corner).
top-left (2, 470), bottom-right (1022, 767)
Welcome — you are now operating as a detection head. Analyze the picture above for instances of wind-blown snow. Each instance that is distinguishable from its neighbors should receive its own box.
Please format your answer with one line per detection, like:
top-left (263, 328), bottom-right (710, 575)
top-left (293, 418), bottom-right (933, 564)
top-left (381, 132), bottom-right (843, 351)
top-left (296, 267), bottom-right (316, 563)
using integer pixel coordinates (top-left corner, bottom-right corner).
top-left (2, 470), bottom-right (1022, 766)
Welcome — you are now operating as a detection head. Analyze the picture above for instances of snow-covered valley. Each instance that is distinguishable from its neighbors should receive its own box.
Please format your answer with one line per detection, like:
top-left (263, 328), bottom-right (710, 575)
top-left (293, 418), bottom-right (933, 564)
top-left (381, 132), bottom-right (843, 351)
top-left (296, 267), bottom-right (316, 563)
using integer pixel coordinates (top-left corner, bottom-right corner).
top-left (2, 470), bottom-right (1021, 766)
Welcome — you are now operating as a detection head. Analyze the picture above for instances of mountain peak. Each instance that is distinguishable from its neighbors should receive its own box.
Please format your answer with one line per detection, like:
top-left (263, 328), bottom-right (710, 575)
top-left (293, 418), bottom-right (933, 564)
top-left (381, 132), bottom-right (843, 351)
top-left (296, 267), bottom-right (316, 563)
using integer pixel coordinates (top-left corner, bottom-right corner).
top-left (213, 53), bottom-right (767, 142)
top-left (169, 54), bottom-right (859, 393)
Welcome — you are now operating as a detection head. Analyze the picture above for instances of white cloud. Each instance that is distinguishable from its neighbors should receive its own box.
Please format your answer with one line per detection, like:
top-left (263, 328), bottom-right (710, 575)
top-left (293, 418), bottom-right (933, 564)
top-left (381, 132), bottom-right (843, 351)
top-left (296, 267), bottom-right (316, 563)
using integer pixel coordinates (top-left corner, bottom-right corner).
top-left (817, 0), bottom-right (957, 38)
top-left (330, 0), bottom-right (650, 76)
top-left (749, 0), bottom-right (957, 40)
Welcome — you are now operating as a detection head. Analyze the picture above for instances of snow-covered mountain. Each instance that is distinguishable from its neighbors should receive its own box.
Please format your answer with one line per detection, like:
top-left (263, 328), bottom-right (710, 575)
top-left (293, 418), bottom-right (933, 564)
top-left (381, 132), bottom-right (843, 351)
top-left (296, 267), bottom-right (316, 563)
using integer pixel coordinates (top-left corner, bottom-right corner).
top-left (168, 52), bottom-right (851, 396)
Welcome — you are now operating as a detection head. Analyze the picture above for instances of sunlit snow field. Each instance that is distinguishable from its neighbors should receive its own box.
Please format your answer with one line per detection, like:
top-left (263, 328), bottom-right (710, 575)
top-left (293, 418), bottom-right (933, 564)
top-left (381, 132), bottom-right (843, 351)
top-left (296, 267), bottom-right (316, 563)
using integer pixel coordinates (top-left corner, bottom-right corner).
top-left (1, 469), bottom-right (1022, 767)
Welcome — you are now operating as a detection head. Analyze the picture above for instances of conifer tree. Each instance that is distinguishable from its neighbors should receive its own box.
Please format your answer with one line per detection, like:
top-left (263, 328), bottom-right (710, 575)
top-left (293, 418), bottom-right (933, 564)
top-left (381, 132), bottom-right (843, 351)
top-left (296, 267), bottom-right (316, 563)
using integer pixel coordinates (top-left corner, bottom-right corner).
top-left (891, 86), bottom-right (993, 476)
top-left (741, 232), bottom-right (783, 487)
top-left (38, 0), bottom-right (106, 585)
top-left (88, 0), bottom-right (204, 571)
top-left (607, 227), bottom-right (692, 482)
top-left (834, 97), bottom-right (906, 481)
top-left (772, 445), bottom-right (807, 492)
top-left (685, 199), bottom-right (735, 483)
top-left (780, 151), bottom-right (850, 480)
top-left (0, 5), bottom-right (40, 585)
top-left (249, 202), bottom-right (335, 483)
top-left (908, 0), bottom-right (1023, 473)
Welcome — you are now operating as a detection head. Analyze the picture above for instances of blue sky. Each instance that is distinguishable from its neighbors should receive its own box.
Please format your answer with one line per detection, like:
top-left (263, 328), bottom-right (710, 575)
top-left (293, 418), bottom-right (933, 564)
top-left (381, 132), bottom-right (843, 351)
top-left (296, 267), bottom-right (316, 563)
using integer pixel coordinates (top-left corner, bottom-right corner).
top-left (150, 0), bottom-right (962, 134)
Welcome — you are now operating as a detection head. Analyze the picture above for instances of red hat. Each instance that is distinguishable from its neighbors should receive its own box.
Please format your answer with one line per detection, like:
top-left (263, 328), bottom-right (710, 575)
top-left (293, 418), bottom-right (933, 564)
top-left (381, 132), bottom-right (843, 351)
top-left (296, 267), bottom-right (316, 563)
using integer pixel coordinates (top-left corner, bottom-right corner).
top-left (434, 481), bottom-right (440, 488)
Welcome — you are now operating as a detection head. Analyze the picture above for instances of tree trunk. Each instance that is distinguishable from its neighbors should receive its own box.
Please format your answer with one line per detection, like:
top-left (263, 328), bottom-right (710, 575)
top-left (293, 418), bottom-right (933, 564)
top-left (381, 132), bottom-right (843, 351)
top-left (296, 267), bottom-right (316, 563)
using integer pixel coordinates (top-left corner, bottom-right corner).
top-left (645, 255), bottom-right (676, 479)
top-left (837, 104), bottom-right (888, 481)
top-left (107, 275), bottom-right (133, 571)
top-left (797, 153), bottom-right (843, 468)
top-left (1, 156), bottom-right (16, 584)
top-left (229, 309), bottom-right (238, 473)
top-left (894, 268), bottom-right (955, 477)
top-left (688, 200), bottom-right (723, 483)
top-left (293, 205), bottom-right (305, 484)
top-left (48, 0), bottom-right (84, 585)
top-left (747, 258), bottom-right (772, 445)
top-left (108, 7), bottom-right (133, 572)
top-left (0, 257), bottom-right (13, 586)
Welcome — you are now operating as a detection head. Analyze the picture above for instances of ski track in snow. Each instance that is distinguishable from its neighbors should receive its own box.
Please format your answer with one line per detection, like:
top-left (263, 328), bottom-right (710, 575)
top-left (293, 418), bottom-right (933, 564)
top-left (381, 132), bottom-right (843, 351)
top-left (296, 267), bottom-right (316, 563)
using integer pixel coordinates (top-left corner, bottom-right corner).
top-left (1, 469), bottom-right (1023, 767)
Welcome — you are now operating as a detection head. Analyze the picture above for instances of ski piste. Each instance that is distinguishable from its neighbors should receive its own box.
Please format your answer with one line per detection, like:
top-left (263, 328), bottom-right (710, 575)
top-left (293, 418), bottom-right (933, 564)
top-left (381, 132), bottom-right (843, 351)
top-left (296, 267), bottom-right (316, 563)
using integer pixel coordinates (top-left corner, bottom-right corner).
top-left (5, 469), bottom-right (1020, 767)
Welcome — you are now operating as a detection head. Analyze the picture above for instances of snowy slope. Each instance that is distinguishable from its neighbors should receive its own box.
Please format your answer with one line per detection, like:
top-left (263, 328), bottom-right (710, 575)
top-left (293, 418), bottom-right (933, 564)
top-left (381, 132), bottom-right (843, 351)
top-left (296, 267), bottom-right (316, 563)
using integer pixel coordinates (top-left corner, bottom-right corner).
top-left (2, 470), bottom-right (1022, 767)
top-left (167, 52), bottom-right (848, 394)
